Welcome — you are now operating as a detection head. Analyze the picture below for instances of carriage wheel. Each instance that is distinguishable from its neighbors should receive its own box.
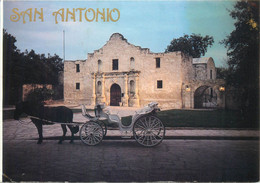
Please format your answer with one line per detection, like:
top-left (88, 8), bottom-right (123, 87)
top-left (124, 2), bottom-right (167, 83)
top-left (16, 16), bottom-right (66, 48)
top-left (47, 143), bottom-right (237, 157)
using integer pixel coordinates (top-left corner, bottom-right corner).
top-left (133, 115), bottom-right (165, 147)
top-left (80, 121), bottom-right (104, 146)
top-left (97, 120), bottom-right (107, 137)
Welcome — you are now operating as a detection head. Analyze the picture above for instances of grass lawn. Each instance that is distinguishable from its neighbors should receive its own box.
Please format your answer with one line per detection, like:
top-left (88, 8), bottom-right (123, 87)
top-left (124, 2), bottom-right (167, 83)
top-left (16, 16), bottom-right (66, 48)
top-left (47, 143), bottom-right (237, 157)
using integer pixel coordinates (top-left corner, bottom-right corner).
top-left (119, 109), bottom-right (258, 129)
top-left (155, 109), bottom-right (258, 129)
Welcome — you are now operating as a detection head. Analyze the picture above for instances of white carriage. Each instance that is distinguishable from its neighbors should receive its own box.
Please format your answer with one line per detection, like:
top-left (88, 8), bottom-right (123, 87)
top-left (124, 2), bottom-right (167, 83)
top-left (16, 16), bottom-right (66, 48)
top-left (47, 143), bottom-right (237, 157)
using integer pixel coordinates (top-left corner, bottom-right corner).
top-left (80, 102), bottom-right (165, 147)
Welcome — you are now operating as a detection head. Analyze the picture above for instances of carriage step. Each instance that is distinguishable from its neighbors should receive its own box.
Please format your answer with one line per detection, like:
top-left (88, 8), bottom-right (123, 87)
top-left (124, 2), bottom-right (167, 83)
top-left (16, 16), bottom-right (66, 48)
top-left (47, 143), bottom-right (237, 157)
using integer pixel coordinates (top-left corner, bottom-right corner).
top-left (121, 131), bottom-right (132, 138)
top-left (121, 136), bottom-right (132, 139)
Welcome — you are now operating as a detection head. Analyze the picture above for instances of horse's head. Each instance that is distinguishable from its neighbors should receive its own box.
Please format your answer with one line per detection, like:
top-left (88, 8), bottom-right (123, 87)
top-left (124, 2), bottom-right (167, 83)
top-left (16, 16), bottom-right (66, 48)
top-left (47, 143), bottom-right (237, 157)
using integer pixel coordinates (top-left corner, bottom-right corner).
top-left (14, 101), bottom-right (24, 120)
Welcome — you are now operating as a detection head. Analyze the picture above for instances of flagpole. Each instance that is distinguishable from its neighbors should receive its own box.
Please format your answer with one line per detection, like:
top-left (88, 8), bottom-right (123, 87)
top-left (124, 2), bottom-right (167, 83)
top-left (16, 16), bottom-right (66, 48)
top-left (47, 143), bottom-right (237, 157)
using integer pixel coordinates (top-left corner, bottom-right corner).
top-left (63, 30), bottom-right (65, 62)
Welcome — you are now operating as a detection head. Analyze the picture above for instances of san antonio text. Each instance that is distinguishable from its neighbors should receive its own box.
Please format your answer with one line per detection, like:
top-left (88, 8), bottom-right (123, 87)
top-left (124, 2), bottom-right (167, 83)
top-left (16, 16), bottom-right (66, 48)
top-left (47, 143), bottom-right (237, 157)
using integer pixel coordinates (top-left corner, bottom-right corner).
top-left (10, 8), bottom-right (120, 24)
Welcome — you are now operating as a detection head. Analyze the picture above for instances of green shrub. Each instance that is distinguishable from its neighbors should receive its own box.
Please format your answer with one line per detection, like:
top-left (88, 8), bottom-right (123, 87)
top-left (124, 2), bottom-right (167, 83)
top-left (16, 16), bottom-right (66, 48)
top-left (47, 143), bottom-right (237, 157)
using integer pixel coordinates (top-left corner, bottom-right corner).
top-left (25, 87), bottom-right (54, 103)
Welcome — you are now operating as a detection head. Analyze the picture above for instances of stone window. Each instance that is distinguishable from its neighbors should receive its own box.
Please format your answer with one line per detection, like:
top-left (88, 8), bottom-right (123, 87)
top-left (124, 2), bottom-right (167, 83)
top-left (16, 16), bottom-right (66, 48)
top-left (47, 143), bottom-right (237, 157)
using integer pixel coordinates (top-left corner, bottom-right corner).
top-left (156, 58), bottom-right (160, 68)
top-left (76, 64), bottom-right (80, 72)
top-left (98, 60), bottom-right (102, 72)
top-left (130, 57), bottom-right (135, 70)
top-left (157, 80), bottom-right (163, 89)
top-left (210, 70), bottom-right (213, 79)
top-left (76, 83), bottom-right (80, 90)
top-left (97, 81), bottom-right (102, 94)
top-left (112, 59), bottom-right (118, 70)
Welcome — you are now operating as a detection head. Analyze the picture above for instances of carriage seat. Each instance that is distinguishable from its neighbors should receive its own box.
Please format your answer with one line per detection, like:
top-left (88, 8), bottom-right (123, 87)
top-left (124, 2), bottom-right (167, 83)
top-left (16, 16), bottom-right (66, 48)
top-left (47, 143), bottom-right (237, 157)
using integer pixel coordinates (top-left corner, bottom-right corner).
top-left (132, 102), bottom-right (159, 122)
top-left (108, 114), bottom-right (121, 124)
top-left (135, 102), bottom-right (158, 115)
top-left (81, 104), bottom-right (96, 119)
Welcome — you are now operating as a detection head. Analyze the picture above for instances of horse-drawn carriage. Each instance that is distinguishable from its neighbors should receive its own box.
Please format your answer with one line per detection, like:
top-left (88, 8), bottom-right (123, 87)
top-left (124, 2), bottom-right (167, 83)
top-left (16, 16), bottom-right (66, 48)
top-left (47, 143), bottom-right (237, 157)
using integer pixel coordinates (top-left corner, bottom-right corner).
top-left (80, 102), bottom-right (165, 147)
top-left (14, 101), bottom-right (165, 147)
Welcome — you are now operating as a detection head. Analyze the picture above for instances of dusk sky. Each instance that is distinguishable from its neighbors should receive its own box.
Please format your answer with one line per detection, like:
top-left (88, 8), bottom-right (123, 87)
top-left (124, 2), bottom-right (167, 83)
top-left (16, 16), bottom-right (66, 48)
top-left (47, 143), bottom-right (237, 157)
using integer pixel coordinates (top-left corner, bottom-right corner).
top-left (4, 0), bottom-right (236, 67)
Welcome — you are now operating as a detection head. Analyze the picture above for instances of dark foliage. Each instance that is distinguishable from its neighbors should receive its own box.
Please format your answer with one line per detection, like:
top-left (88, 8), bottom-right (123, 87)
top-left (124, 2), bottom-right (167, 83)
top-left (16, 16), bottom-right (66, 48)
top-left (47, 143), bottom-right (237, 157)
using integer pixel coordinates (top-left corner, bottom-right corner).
top-left (221, 1), bottom-right (259, 123)
top-left (25, 87), bottom-right (54, 103)
top-left (3, 30), bottom-right (63, 105)
top-left (216, 67), bottom-right (229, 80)
top-left (165, 34), bottom-right (214, 58)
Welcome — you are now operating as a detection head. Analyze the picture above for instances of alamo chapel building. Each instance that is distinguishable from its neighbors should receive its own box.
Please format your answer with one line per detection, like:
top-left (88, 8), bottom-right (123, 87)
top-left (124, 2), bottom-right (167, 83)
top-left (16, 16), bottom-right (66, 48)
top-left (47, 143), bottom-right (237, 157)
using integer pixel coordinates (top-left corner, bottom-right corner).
top-left (64, 33), bottom-right (225, 109)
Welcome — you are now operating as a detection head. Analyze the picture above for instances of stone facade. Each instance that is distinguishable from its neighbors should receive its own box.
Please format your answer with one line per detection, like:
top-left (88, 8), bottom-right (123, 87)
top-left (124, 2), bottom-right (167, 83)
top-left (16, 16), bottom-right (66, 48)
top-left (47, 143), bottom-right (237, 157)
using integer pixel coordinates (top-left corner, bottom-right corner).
top-left (64, 33), bottom-right (225, 109)
top-left (193, 57), bottom-right (216, 80)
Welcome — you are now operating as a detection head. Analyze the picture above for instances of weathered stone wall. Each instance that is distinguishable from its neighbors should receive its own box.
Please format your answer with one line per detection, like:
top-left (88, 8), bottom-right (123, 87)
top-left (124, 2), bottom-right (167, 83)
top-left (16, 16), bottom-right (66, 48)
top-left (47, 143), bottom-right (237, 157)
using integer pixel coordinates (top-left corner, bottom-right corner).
top-left (64, 60), bottom-right (92, 104)
top-left (137, 52), bottom-right (185, 108)
top-left (207, 58), bottom-right (216, 80)
top-left (193, 57), bottom-right (216, 81)
top-left (194, 64), bottom-right (207, 80)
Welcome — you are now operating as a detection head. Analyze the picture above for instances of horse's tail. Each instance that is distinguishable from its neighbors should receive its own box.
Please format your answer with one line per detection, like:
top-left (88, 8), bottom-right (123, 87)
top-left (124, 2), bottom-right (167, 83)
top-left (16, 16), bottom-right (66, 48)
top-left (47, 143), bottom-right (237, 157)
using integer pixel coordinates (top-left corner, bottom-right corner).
top-left (68, 108), bottom-right (79, 134)
top-left (68, 108), bottom-right (73, 123)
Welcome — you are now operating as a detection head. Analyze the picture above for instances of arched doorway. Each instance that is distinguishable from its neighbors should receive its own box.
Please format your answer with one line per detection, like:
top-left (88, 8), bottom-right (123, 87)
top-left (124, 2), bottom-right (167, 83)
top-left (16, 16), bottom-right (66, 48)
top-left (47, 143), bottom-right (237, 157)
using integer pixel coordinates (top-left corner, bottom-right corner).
top-left (110, 84), bottom-right (121, 106)
top-left (194, 85), bottom-right (217, 108)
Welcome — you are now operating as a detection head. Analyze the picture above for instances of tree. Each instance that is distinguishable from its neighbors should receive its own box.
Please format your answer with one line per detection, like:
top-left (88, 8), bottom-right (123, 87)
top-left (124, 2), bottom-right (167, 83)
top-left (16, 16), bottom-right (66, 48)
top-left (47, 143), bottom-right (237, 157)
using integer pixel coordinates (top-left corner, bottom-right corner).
top-left (3, 30), bottom-right (24, 105)
top-left (216, 67), bottom-right (229, 80)
top-left (221, 1), bottom-right (259, 123)
top-left (165, 34), bottom-right (214, 58)
top-left (3, 30), bottom-right (64, 105)
top-left (22, 50), bottom-right (63, 85)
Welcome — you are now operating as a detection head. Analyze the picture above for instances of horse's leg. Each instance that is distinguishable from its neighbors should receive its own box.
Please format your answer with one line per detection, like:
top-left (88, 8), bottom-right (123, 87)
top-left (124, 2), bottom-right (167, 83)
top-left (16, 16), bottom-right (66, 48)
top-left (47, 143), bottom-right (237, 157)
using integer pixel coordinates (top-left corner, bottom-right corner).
top-left (58, 124), bottom-right (67, 144)
top-left (32, 120), bottom-right (43, 144)
top-left (67, 125), bottom-right (75, 144)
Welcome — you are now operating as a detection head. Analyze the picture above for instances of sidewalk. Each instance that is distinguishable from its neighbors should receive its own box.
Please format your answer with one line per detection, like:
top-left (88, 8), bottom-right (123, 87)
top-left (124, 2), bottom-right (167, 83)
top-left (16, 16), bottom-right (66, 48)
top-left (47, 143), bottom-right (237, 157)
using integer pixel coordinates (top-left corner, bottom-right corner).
top-left (107, 128), bottom-right (259, 137)
top-left (106, 128), bottom-right (259, 140)
top-left (3, 118), bottom-right (259, 142)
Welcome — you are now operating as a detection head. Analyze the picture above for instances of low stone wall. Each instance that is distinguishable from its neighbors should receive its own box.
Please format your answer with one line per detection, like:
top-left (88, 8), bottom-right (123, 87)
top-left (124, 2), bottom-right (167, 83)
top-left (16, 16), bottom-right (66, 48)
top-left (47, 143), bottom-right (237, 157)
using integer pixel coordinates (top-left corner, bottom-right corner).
top-left (22, 84), bottom-right (52, 101)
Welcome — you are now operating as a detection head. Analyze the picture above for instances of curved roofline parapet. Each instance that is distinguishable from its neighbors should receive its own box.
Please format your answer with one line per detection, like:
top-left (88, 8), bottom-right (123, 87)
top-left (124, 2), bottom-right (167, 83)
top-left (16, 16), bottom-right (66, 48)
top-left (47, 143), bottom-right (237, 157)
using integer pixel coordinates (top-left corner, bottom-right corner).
top-left (87, 32), bottom-right (152, 56)
top-left (192, 57), bottom-right (214, 65)
top-left (109, 33), bottom-right (127, 41)
top-left (84, 33), bottom-right (195, 60)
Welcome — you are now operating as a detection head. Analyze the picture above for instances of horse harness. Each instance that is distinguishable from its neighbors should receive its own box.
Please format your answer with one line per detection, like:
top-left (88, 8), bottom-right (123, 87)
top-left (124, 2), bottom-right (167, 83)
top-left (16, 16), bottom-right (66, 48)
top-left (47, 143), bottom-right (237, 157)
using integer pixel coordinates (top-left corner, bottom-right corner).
top-left (18, 115), bottom-right (85, 126)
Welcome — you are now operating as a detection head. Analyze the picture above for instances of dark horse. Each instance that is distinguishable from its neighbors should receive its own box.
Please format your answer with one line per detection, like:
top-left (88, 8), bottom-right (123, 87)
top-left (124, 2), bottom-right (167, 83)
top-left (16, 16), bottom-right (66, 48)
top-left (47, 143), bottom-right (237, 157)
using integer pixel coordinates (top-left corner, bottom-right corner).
top-left (14, 101), bottom-right (79, 144)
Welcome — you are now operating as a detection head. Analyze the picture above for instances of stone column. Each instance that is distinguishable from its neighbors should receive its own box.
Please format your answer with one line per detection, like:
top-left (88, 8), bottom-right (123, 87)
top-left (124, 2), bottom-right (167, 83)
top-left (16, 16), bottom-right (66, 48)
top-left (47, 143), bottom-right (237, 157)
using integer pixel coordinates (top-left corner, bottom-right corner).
top-left (133, 74), bottom-right (140, 107)
top-left (183, 84), bottom-right (191, 109)
top-left (91, 73), bottom-right (96, 106)
top-left (101, 74), bottom-right (106, 103)
top-left (123, 74), bottom-right (129, 106)
top-left (181, 83), bottom-right (185, 108)
top-left (190, 88), bottom-right (194, 109)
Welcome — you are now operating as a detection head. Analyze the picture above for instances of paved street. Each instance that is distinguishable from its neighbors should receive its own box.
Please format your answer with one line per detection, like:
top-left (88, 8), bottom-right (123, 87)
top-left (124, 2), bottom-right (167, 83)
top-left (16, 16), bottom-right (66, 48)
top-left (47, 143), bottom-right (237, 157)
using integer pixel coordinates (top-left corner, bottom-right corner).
top-left (3, 139), bottom-right (259, 182)
top-left (3, 118), bottom-right (259, 182)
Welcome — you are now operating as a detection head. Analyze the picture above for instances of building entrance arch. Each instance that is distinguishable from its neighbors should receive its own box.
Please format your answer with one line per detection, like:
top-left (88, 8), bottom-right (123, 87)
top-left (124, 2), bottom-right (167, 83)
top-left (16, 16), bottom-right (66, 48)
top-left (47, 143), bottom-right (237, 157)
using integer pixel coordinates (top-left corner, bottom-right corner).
top-left (194, 85), bottom-right (217, 108)
top-left (110, 84), bottom-right (121, 106)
